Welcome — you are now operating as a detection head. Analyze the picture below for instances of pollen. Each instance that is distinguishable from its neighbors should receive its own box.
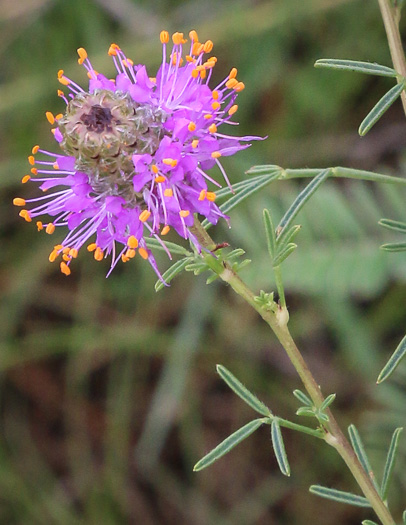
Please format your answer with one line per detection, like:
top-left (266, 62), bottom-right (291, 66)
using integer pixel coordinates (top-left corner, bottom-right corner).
top-left (179, 210), bottom-right (190, 218)
top-left (228, 104), bottom-right (238, 115)
top-left (204, 114), bottom-right (212, 120)
top-left (211, 101), bottom-right (220, 110)
top-left (226, 78), bottom-right (238, 89)
top-left (125, 248), bottom-right (136, 259)
top-left (189, 30), bottom-right (199, 41)
top-left (139, 210), bottom-right (151, 222)
top-left (19, 209), bottom-right (32, 222)
top-left (37, 221), bottom-right (43, 231)
top-left (198, 189), bottom-right (206, 201)
top-left (108, 44), bottom-right (118, 56)
top-left (164, 188), bottom-right (173, 197)
top-left (55, 113), bottom-right (63, 120)
top-left (60, 262), bottom-right (71, 276)
top-left (208, 123), bottom-right (217, 133)
top-left (206, 191), bottom-right (216, 201)
top-left (127, 235), bottom-right (139, 249)
top-left (138, 247), bottom-right (149, 259)
top-left (162, 158), bottom-right (178, 168)
top-left (203, 40), bottom-right (214, 53)
top-left (161, 225), bottom-right (170, 235)
top-left (57, 89), bottom-right (64, 97)
top-left (46, 112), bottom-right (55, 125)
top-left (212, 90), bottom-right (219, 100)
top-left (69, 248), bottom-right (78, 258)
top-left (188, 122), bottom-right (196, 132)
top-left (192, 139), bottom-right (199, 148)
top-left (172, 32), bottom-right (186, 45)
top-left (191, 69), bottom-right (199, 79)
top-left (229, 67), bottom-right (238, 79)
top-left (234, 82), bottom-right (245, 92)
top-left (155, 175), bottom-right (165, 183)
top-left (13, 198), bottom-right (26, 206)
top-left (49, 249), bottom-right (59, 262)
top-left (151, 164), bottom-right (159, 174)
top-left (192, 42), bottom-right (204, 55)
top-left (200, 69), bottom-right (206, 79)
top-left (32, 145), bottom-right (40, 154)
top-left (160, 31), bottom-right (169, 44)
top-left (45, 223), bottom-right (55, 234)
top-left (28, 156), bottom-right (35, 165)
top-left (87, 243), bottom-right (97, 252)
top-left (94, 247), bottom-right (104, 261)
top-left (211, 151), bottom-right (221, 158)
top-left (22, 175), bottom-right (31, 184)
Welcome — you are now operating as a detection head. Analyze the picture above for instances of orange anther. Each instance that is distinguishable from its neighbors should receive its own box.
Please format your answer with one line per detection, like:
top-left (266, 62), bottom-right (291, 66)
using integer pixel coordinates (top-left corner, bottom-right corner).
top-left (57, 69), bottom-right (64, 78)
top-left (108, 45), bottom-right (118, 56)
top-left (31, 168), bottom-right (38, 175)
top-left (155, 175), bottom-right (165, 183)
top-left (172, 32), bottom-right (185, 45)
top-left (22, 175), bottom-right (31, 184)
top-left (37, 221), bottom-right (43, 231)
top-left (164, 188), bottom-right (173, 197)
top-left (58, 76), bottom-right (70, 86)
top-left (234, 81), bottom-right (245, 92)
top-left (126, 248), bottom-right (136, 259)
top-left (19, 209), bottom-right (32, 222)
top-left (46, 112), bottom-right (55, 125)
top-left (229, 67), bottom-right (238, 79)
top-left (162, 158), bottom-right (178, 168)
top-left (87, 243), bottom-right (97, 252)
top-left (60, 262), bottom-right (71, 276)
top-left (94, 247), bottom-right (104, 261)
top-left (28, 156), bottom-right (35, 165)
top-left (198, 189), bottom-right (207, 201)
top-left (206, 192), bottom-right (216, 202)
top-left (204, 114), bottom-right (212, 120)
top-left (188, 122), bottom-right (196, 132)
top-left (211, 151), bottom-right (221, 158)
top-left (13, 198), bottom-right (26, 206)
top-left (127, 235), bottom-right (139, 249)
top-left (228, 104), bottom-right (238, 115)
top-left (121, 254), bottom-right (129, 263)
top-left (49, 250), bottom-right (58, 262)
top-left (138, 247), bottom-right (149, 259)
top-left (192, 139), bottom-right (199, 149)
top-left (189, 30), bottom-right (199, 42)
top-left (200, 69), bottom-right (206, 79)
top-left (192, 42), bottom-right (203, 55)
top-left (179, 210), bottom-right (190, 218)
top-left (139, 210), bottom-right (151, 222)
top-left (208, 123), bottom-right (217, 133)
top-left (160, 31), bottom-right (169, 44)
top-left (69, 248), bottom-right (78, 258)
top-left (151, 164), bottom-right (159, 174)
top-left (53, 162), bottom-right (59, 170)
top-left (45, 223), bottom-right (55, 234)
top-left (191, 69), bottom-right (199, 79)
top-left (226, 78), bottom-right (238, 89)
top-left (211, 101), bottom-right (220, 110)
top-left (212, 90), bottom-right (219, 100)
top-left (77, 47), bottom-right (88, 64)
top-left (55, 113), bottom-right (63, 120)
top-left (161, 225), bottom-right (170, 235)
top-left (203, 40), bottom-right (213, 53)
top-left (32, 145), bottom-right (40, 154)
top-left (57, 89), bottom-right (64, 97)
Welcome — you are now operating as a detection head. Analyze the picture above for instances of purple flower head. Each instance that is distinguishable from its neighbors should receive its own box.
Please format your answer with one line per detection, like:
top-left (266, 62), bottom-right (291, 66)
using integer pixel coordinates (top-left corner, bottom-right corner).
top-left (14, 30), bottom-right (259, 280)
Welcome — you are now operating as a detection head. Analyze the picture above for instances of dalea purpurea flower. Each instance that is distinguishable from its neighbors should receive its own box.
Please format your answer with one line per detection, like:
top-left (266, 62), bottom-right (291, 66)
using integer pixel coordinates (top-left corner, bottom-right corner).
top-left (14, 31), bottom-right (259, 280)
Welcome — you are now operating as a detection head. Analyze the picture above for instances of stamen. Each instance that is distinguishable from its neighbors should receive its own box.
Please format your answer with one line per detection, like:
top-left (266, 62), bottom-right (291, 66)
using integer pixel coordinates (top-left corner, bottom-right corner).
top-left (60, 261), bottom-right (71, 275)
top-left (28, 156), bottom-right (35, 165)
top-left (211, 151), bottom-right (221, 158)
top-left (13, 198), bottom-right (26, 206)
top-left (188, 122), bottom-right (196, 132)
top-left (162, 158), bottom-right (178, 168)
top-left (198, 189), bottom-right (207, 201)
top-left (179, 210), bottom-right (190, 217)
top-left (228, 104), bottom-right (238, 115)
top-left (229, 67), bottom-right (238, 79)
top-left (164, 189), bottom-right (173, 197)
top-left (127, 235), bottom-right (139, 248)
top-left (19, 210), bottom-right (32, 222)
top-left (32, 145), bottom-right (40, 154)
top-left (45, 223), bottom-right (55, 234)
top-left (203, 40), bottom-right (213, 53)
top-left (160, 31), bottom-right (169, 44)
top-left (151, 165), bottom-right (159, 174)
top-left (77, 47), bottom-right (88, 64)
top-left (22, 175), bottom-right (31, 184)
top-left (172, 32), bottom-right (186, 45)
top-left (46, 112), bottom-right (55, 125)
top-left (87, 243), bottom-right (97, 252)
top-left (208, 123), bottom-right (217, 133)
top-left (37, 222), bottom-right (43, 231)
top-left (138, 247), bottom-right (149, 259)
top-left (211, 101), bottom-right (220, 110)
top-left (206, 191), bottom-right (216, 201)
top-left (189, 30), bottom-right (198, 42)
top-left (226, 78), bottom-right (238, 89)
top-left (234, 82), bottom-right (245, 92)
top-left (94, 247), bottom-right (104, 261)
top-left (139, 210), bottom-right (151, 222)
top-left (192, 139), bottom-right (199, 148)
top-left (155, 175), bottom-right (165, 183)
top-left (204, 114), bottom-right (212, 120)
top-left (161, 225), bottom-right (170, 235)
top-left (212, 90), bottom-right (219, 99)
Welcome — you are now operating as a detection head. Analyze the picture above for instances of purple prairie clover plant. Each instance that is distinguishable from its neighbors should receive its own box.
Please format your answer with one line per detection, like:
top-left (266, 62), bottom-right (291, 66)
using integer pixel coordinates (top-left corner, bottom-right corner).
top-left (14, 30), bottom-right (259, 280)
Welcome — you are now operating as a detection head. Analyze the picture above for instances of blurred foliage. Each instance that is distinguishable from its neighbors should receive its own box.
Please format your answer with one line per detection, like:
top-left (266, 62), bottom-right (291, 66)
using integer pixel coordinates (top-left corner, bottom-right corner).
top-left (1, 0), bottom-right (406, 523)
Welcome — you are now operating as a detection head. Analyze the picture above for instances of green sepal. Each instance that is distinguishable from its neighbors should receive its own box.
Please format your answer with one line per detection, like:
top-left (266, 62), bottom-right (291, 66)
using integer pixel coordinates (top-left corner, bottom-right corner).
top-left (359, 81), bottom-right (405, 136)
top-left (377, 333), bottom-right (406, 383)
top-left (216, 365), bottom-right (272, 417)
top-left (271, 419), bottom-right (290, 476)
top-left (381, 427), bottom-right (403, 500)
top-left (314, 58), bottom-right (397, 77)
top-left (309, 485), bottom-right (371, 507)
top-left (193, 418), bottom-right (266, 471)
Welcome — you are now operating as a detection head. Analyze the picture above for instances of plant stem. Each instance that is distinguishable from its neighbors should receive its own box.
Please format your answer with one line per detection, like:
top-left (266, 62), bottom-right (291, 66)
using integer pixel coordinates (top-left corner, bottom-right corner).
top-left (378, 0), bottom-right (406, 115)
top-left (191, 218), bottom-right (396, 525)
top-left (273, 265), bottom-right (286, 309)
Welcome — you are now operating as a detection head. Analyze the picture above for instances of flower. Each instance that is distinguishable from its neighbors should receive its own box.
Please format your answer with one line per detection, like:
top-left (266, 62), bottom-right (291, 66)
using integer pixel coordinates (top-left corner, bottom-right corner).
top-left (14, 30), bottom-right (259, 280)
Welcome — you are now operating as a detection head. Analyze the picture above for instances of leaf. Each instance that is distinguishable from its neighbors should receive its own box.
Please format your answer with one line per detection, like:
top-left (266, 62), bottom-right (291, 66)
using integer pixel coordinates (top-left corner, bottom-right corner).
top-left (293, 389), bottom-right (312, 407)
top-left (193, 419), bottom-right (265, 471)
top-left (216, 365), bottom-right (271, 417)
top-left (403, 510), bottom-right (406, 524)
top-left (377, 334), bottom-right (406, 383)
top-left (277, 168), bottom-right (330, 241)
top-left (296, 407), bottom-right (316, 418)
top-left (348, 424), bottom-right (379, 491)
top-left (320, 393), bottom-right (336, 411)
top-left (271, 419), bottom-right (290, 476)
top-left (154, 258), bottom-right (190, 292)
top-left (263, 209), bottom-right (277, 260)
top-left (359, 81), bottom-right (405, 136)
top-left (379, 218), bottom-right (406, 234)
top-left (272, 243), bottom-right (297, 266)
top-left (381, 427), bottom-right (403, 500)
top-left (145, 237), bottom-right (191, 256)
top-left (309, 485), bottom-right (371, 507)
top-left (380, 241), bottom-right (406, 252)
top-left (314, 59), bottom-right (397, 77)
top-left (245, 164), bottom-right (282, 175)
top-left (362, 521), bottom-right (379, 525)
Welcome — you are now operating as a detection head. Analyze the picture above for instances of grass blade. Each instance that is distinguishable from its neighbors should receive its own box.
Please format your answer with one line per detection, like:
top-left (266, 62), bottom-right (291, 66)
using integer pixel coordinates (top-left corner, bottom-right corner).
top-left (193, 419), bottom-right (265, 471)
top-left (381, 427), bottom-right (403, 500)
top-left (271, 419), bottom-right (290, 476)
top-left (309, 485), bottom-right (371, 507)
top-left (377, 334), bottom-right (406, 383)
top-left (359, 81), bottom-right (405, 136)
top-left (216, 365), bottom-right (271, 417)
top-left (314, 59), bottom-right (397, 77)
top-left (277, 168), bottom-right (330, 241)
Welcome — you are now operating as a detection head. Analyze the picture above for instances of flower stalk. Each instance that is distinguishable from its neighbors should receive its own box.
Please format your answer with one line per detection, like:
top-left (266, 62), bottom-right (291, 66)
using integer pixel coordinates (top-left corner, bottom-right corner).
top-left (191, 218), bottom-right (396, 525)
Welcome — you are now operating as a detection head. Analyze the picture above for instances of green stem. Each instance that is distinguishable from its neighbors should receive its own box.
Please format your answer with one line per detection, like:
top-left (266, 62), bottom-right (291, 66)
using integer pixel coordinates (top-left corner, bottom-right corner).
top-left (191, 219), bottom-right (396, 525)
top-left (273, 265), bottom-right (286, 309)
top-left (378, 0), bottom-right (406, 116)
top-left (275, 417), bottom-right (324, 439)
top-left (281, 166), bottom-right (406, 185)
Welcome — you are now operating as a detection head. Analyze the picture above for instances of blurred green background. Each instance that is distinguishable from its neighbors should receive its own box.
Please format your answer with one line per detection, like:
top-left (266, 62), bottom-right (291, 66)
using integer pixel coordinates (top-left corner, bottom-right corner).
top-left (1, 0), bottom-right (406, 523)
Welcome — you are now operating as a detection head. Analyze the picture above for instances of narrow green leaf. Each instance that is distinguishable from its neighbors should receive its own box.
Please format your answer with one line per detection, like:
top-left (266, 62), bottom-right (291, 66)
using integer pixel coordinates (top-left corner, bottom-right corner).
top-left (296, 407), bottom-right (316, 418)
top-left (377, 334), bottom-right (406, 383)
top-left (320, 393), bottom-right (336, 411)
top-left (271, 419), bottom-right (290, 476)
top-left (193, 419), bottom-right (265, 471)
top-left (263, 209), bottom-right (277, 260)
top-left (348, 424), bottom-right (379, 491)
top-left (245, 164), bottom-right (282, 175)
top-left (379, 218), bottom-right (406, 234)
top-left (215, 174), bottom-right (273, 200)
top-left (145, 237), bottom-right (191, 256)
top-left (277, 168), bottom-right (330, 241)
top-left (272, 243), bottom-right (297, 266)
top-left (314, 59), bottom-right (397, 77)
top-left (380, 241), bottom-right (406, 252)
top-left (309, 485), bottom-right (371, 507)
top-left (216, 365), bottom-right (271, 417)
top-left (293, 389), bottom-right (312, 407)
top-left (403, 510), bottom-right (406, 524)
top-left (362, 521), bottom-right (379, 525)
top-left (381, 427), bottom-right (403, 500)
top-left (279, 224), bottom-right (301, 246)
top-left (154, 258), bottom-right (190, 292)
top-left (359, 81), bottom-right (405, 136)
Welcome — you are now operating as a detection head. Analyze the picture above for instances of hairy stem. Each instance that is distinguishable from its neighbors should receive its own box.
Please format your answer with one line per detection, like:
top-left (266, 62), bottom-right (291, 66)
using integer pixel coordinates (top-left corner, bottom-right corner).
top-left (378, 0), bottom-right (406, 115)
top-left (191, 218), bottom-right (396, 525)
